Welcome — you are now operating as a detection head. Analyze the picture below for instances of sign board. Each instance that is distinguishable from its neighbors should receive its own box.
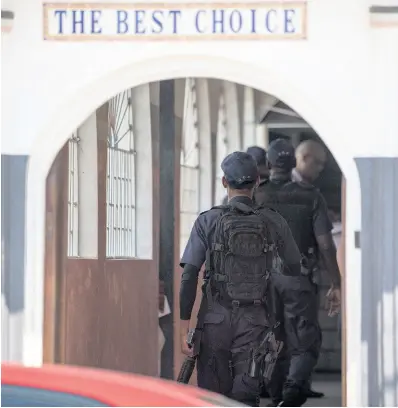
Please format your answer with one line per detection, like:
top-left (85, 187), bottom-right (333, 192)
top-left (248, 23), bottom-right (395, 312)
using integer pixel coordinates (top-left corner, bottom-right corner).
top-left (43, 2), bottom-right (307, 41)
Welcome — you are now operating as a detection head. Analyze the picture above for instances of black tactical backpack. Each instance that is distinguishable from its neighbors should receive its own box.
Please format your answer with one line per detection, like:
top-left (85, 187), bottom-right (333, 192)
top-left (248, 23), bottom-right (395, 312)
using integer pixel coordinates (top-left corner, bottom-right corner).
top-left (207, 201), bottom-right (279, 305)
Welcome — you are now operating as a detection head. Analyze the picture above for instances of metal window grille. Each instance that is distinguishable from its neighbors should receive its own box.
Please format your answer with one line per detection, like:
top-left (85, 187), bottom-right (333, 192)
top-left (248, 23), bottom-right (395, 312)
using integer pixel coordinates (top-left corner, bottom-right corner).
top-left (106, 90), bottom-right (137, 258)
top-left (67, 132), bottom-right (80, 257)
top-left (215, 93), bottom-right (228, 205)
top-left (180, 79), bottom-right (200, 254)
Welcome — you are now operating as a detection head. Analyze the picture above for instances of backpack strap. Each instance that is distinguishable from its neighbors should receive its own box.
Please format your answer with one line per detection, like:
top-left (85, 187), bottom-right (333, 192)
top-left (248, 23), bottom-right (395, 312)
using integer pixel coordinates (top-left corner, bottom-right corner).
top-left (253, 208), bottom-right (284, 260)
top-left (229, 201), bottom-right (255, 214)
top-left (210, 205), bottom-right (230, 211)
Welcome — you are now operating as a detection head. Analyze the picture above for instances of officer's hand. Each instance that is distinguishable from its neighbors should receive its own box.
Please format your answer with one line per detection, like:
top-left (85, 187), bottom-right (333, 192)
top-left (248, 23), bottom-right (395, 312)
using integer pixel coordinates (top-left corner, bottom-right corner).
top-left (180, 325), bottom-right (193, 357)
top-left (181, 334), bottom-right (193, 356)
top-left (326, 286), bottom-right (341, 317)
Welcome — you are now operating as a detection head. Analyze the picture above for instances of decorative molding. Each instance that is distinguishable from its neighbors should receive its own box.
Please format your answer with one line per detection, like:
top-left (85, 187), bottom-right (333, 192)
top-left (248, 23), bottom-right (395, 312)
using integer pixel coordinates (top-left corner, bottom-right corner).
top-left (369, 6), bottom-right (398, 14)
top-left (369, 5), bottom-right (398, 27)
top-left (1, 9), bottom-right (14, 33)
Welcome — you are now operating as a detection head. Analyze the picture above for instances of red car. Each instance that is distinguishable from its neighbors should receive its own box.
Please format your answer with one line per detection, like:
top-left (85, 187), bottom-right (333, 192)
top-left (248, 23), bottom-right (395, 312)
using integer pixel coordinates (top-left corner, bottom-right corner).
top-left (1, 364), bottom-right (243, 407)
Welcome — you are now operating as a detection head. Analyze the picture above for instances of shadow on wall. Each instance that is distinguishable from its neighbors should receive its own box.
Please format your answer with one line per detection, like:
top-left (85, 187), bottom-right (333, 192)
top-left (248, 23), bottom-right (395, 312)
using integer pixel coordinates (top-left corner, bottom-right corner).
top-left (1, 155), bottom-right (28, 361)
top-left (356, 157), bottom-right (398, 407)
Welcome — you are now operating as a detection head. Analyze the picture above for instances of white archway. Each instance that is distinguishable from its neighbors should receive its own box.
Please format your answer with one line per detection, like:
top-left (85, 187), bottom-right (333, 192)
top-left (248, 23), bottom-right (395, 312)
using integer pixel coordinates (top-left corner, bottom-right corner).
top-left (24, 54), bottom-right (362, 406)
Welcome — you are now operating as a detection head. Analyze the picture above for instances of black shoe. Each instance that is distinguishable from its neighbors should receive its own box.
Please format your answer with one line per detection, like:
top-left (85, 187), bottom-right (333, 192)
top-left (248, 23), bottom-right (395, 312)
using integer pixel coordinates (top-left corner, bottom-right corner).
top-left (265, 401), bottom-right (282, 407)
top-left (304, 389), bottom-right (325, 398)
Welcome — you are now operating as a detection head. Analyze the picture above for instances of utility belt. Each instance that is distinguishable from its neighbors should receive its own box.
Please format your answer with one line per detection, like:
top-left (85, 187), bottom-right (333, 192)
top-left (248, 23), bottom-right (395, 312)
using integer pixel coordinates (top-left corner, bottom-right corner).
top-left (300, 248), bottom-right (319, 286)
top-left (217, 296), bottom-right (264, 310)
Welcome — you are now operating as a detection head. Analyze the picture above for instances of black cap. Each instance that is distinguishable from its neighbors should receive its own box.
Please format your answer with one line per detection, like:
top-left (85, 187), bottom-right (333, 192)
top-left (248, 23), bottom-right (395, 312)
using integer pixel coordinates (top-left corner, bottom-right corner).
top-left (221, 151), bottom-right (259, 189)
top-left (246, 146), bottom-right (267, 166)
top-left (267, 138), bottom-right (296, 170)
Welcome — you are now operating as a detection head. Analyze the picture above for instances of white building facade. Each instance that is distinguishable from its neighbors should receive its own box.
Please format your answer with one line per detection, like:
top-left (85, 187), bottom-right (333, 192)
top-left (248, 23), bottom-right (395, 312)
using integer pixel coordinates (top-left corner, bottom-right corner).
top-left (1, 0), bottom-right (398, 406)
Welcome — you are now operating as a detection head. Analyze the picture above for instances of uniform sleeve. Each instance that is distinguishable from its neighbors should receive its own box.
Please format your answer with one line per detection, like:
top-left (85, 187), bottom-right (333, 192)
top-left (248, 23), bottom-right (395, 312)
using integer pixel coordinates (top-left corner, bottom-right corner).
top-left (180, 217), bottom-right (207, 269)
top-left (180, 264), bottom-right (200, 320)
top-left (313, 192), bottom-right (333, 236)
top-left (274, 274), bottom-right (322, 387)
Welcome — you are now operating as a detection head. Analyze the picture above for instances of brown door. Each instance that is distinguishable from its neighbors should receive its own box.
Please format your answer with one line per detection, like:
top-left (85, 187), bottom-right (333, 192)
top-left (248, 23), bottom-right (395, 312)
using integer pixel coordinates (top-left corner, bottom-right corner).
top-left (43, 102), bottom-right (159, 376)
top-left (340, 177), bottom-right (347, 406)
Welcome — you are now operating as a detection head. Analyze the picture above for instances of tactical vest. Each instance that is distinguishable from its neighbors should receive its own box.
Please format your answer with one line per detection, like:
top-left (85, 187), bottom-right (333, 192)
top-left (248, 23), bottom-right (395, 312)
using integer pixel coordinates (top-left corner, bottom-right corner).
top-left (254, 180), bottom-right (317, 256)
top-left (206, 201), bottom-right (279, 305)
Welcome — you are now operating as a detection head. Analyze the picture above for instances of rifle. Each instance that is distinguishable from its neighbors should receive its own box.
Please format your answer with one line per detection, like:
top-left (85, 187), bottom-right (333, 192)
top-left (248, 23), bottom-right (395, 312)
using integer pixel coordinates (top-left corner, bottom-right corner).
top-left (176, 329), bottom-right (196, 383)
top-left (177, 281), bottom-right (208, 384)
top-left (251, 272), bottom-right (284, 385)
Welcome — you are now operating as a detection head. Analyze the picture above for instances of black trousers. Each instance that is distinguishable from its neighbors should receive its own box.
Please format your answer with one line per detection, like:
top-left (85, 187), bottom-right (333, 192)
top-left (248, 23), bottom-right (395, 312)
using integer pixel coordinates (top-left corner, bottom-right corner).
top-left (303, 282), bottom-right (322, 391)
top-left (197, 302), bottom-right (269, 406)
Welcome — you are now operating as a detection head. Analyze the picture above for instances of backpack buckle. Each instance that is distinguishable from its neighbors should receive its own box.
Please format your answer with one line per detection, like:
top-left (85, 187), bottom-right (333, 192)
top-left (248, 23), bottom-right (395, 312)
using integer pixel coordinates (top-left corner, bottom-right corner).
top-left (212, 243), bottom-right (225, 251)
top-left (264, 243), bottom-right (275, 253)
top-left (232, 300), bottom-right (240, 310)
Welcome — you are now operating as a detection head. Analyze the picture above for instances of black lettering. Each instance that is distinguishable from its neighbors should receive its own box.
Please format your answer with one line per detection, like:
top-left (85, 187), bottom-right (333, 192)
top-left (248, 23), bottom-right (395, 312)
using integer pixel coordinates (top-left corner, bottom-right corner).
top-left (195, 10), bottom-right (206, 33)
top-left (212, 9), bottom-right (225, 33)
top-left (152, 10), bottom-right (164, 33)
top-left (72, 10), bottom-right (85, 34)
top-left (90, 10), bottom-right (102, 34)
top-left (117, 10), bottom-right (128, 34)
top-left (54, 10), bottom-right (67, 34)
top-left (229, 10), bottom-right (243, 33)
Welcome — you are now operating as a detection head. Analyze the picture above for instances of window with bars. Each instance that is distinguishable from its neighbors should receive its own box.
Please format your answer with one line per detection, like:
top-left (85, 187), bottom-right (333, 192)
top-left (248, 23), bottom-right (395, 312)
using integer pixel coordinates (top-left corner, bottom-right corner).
top-left (180, 79), bottom-right (200, 255)
top-left (67, 132), bottom-right (80, 257)
top-left (106, 89), bottom-right (137, 258)
top-left (214, 93), bottom-right (228, 205)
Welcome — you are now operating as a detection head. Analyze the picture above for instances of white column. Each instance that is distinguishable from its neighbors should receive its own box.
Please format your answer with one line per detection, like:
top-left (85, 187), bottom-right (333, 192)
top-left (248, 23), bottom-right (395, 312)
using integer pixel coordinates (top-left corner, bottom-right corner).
top-left (255, 123), bottom-right (269, 148)
top-left (131, 84), bottom-right (153, 260)
top-left (196, 78), bottom-right (212, 212)
top-left (77, 113), bottom-right (98, 258)
top-left (242, 86), bottom-right (256, 150)
top-left (207, 79), bottom-right (222, 137)
top-left (223, 80), bottom-right (241, 152)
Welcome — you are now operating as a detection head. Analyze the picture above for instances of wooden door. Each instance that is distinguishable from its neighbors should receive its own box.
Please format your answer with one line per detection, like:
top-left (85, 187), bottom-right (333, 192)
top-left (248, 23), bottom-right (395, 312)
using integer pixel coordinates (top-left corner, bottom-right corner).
top-left (43, 102), bottom-right (159, 376)
top-left (340, 177), bottom-right (347, 406)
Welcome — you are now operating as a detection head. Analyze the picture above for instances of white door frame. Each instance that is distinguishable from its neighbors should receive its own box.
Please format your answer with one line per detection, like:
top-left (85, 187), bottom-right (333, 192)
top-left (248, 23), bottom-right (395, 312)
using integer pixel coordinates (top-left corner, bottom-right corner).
top-left (24, 54), bottom-right (362, 405)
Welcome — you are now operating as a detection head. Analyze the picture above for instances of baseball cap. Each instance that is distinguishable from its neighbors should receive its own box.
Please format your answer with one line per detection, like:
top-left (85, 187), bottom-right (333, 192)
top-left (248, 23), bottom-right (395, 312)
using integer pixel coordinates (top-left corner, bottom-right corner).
top-left (221, 151), bottom-right (259, 189)
top-left (267, 138), bottom-right (296, 170)
top-left (246, 146), bottom-right (267, 166)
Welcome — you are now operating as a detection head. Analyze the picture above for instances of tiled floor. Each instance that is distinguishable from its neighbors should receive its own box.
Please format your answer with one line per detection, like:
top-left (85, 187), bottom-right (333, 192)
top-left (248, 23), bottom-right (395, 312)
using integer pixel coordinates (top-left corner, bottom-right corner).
top-left (261, 374), bottom-right (342, 407)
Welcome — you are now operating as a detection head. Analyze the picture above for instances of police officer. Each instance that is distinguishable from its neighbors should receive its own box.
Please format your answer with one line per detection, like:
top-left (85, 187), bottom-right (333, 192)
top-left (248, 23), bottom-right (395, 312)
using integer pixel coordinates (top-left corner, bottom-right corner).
top-left (221, 146), bottom-right (268, 205)
top-left (179, 151), bottom-right (321, 407)
top-left (253, 139), bottom-right (341, 400)
top-left (293, 139), bottom-right (341, 314)
top-left (292, 139), bottom-right (326, 186)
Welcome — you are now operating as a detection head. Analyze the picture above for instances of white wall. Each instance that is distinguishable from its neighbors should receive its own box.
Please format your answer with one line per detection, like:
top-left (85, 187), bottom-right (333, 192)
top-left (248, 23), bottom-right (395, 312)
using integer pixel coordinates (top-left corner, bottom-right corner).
top-left (2, 0), bottom-right (398, 405)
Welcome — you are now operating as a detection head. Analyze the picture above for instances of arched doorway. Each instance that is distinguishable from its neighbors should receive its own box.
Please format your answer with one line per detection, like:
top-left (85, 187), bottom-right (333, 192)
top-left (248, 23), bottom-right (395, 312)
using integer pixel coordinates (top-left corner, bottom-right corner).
top-left (23, 55), bottom-right (362, 406)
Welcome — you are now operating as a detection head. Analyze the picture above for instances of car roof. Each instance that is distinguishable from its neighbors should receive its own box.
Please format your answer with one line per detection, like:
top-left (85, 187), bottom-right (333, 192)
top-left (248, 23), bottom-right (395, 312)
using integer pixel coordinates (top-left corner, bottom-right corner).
top-left (1, 363), bottom-right (218, 407)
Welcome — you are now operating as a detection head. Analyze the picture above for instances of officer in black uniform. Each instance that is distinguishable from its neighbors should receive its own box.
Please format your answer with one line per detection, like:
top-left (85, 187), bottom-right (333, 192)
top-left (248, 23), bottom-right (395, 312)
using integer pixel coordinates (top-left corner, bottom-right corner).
top-left (221, 146), bottom-right (268, 205)
top-left (179, 151), bottom-right (321, 407)
top-left (253, 139), bottom-right (341, 400)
